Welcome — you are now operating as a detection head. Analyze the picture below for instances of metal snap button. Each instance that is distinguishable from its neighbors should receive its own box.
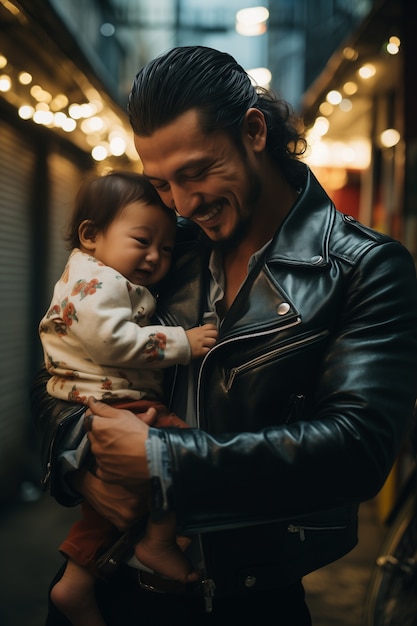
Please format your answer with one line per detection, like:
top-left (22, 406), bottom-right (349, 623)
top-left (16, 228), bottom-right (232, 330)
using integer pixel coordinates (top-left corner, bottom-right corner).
top-left (310, 255), bottom-right (323, 264)
top-left (277, 302), bottom-right (290, 315)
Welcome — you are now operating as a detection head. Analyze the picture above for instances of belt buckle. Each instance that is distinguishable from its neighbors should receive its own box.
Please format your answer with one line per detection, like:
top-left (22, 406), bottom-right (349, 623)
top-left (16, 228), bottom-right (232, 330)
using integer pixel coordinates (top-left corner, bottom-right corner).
top-left (137, 569), bottom-right (166, 594)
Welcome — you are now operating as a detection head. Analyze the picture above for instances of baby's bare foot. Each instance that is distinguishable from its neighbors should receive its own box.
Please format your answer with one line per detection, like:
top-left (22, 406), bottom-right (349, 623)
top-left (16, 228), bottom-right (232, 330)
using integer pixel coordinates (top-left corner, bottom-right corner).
top-left (135, 537), bottom-right (199, 583)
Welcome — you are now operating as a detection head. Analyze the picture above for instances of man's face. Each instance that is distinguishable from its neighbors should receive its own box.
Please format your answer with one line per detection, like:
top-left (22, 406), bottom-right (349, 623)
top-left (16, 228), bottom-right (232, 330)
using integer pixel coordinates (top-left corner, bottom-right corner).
top-left (134, 109), bottom-right (262, 244)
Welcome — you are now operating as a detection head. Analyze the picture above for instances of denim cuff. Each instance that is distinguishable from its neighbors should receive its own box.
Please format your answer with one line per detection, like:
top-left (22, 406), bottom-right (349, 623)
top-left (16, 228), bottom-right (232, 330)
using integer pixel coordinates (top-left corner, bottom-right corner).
top-left (145, 428), bottom-right (174, 521)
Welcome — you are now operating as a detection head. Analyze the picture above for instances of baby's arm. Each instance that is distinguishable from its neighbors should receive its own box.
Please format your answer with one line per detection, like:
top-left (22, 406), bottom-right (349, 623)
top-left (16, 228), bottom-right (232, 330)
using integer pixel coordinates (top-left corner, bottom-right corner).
top-left (185, 324), bottom-right (218, 359)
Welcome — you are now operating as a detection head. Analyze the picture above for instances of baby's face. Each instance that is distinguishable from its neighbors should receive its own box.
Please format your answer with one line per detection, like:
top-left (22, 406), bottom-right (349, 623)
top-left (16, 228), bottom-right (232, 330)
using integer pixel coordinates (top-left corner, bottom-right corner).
top-left (93, 201), bottom-right (175, 286)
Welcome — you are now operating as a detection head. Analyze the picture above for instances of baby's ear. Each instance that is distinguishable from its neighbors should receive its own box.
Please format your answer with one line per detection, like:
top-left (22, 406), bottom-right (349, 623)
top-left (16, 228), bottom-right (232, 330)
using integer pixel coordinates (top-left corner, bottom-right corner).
top-left (78, 219), bottom-right (97, 250)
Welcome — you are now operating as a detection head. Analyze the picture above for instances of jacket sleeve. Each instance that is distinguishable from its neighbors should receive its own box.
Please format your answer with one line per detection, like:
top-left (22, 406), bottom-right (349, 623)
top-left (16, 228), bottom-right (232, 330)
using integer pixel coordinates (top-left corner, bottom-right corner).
top-left (160, 241), bottom-right (417, 534)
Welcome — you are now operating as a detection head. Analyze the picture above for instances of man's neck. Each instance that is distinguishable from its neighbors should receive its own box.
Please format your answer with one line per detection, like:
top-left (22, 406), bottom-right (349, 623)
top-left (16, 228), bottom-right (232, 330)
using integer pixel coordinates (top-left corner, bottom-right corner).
top-left (227, 176), bottom-right (298, 259)
top-left (219, 173), bottom-right (299, 312)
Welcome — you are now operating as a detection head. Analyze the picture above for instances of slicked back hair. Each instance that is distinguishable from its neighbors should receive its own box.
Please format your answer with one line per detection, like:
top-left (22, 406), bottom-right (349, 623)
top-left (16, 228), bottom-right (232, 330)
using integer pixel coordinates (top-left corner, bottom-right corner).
top-left (128, 46), bottom-right (307, 188)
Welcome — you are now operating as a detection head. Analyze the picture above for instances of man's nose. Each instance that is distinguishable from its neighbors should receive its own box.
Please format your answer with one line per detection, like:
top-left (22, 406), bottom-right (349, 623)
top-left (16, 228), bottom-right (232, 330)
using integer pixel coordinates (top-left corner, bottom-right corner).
top-left (169, 184), bottom-right (200, 218)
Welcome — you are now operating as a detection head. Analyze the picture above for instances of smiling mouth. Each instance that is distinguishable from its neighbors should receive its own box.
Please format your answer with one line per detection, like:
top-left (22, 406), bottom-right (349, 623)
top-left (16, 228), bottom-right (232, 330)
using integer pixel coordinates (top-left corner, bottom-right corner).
top-left (135, 267), bottom-right (152, 277)
top-left (195, 202), bottom-right (222, 223)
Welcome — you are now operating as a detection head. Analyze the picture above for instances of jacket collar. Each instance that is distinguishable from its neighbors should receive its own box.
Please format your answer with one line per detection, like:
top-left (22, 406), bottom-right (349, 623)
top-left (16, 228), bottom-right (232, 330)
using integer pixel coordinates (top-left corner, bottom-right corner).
top-left (266, 166), bottom-right (334, 268)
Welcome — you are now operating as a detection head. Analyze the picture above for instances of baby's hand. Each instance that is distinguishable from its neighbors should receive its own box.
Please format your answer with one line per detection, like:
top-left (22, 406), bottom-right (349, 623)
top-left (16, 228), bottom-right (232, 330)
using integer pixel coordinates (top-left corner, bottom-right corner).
top-left (186, 324), bottom-right (218, 359)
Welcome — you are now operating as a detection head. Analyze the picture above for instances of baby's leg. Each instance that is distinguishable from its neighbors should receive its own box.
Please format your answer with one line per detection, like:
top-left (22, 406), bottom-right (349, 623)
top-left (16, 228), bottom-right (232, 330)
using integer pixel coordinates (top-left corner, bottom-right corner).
top-left (135, 513), bottom-right (199, 584)
top-left (50, 559), bottom-right (106, 626)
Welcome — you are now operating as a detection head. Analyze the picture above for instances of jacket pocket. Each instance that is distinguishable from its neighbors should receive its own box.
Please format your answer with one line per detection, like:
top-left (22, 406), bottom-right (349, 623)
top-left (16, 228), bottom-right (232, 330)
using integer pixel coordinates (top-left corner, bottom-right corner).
top-left (287, 521), bottom-right (349, 542)
top-left (224, 329), bottom-right (329, 392)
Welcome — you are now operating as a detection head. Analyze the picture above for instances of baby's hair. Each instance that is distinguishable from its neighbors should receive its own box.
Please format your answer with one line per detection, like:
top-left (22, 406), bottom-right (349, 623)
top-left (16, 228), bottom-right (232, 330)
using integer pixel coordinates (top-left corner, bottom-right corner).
top-left (65, 170), bottom-right (176, 250)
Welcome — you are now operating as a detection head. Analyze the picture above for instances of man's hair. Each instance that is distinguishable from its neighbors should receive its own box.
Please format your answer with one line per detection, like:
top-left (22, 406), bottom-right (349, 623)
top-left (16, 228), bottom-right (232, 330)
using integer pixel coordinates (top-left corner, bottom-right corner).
top-left (65, 170), bottom-right (175, 250)
top-left (128, 46), bottom-right (307, 187)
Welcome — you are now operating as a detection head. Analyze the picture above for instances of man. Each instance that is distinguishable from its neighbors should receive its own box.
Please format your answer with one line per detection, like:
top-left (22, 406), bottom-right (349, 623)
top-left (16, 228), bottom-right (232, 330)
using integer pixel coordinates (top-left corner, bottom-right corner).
top-left (32, 46), bottom-right (417, 625)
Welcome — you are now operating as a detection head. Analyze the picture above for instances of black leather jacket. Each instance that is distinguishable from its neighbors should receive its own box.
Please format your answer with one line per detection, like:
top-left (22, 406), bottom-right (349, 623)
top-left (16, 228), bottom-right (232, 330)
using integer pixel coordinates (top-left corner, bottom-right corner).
top-left (31, 168), bottom-right (417, 597)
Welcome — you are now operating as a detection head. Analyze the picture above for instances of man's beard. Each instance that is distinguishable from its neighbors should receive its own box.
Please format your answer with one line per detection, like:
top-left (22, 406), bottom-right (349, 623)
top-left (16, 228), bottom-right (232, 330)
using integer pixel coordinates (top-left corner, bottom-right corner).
top-left (212, 217), bottom-right (250, 252)
top-left (213, 164), bottom-right (262, 252)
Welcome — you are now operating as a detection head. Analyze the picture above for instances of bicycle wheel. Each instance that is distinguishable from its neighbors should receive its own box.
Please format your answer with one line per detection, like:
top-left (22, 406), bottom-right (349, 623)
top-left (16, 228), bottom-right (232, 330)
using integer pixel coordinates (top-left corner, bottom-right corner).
top-left (362, 492), bottom-right (417, 625)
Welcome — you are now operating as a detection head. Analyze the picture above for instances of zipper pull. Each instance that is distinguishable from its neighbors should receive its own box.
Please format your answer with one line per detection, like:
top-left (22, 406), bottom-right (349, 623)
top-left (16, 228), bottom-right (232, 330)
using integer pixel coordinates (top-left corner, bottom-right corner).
top-left (41, 462), bottom-right (52, 488)
top-left (295, 393), bottom-right (305, 420)
top-left (225, 368), bottom-right (237, 392)
top-left (288, 524), bottom-right (305, 541)
top-left (201, 578), bottom-right (216, 613)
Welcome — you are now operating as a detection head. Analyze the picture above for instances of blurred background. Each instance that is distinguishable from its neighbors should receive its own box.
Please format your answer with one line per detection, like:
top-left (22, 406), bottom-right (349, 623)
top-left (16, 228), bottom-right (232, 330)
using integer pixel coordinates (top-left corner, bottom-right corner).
top-left (0, 0), bottom-right (415, 624)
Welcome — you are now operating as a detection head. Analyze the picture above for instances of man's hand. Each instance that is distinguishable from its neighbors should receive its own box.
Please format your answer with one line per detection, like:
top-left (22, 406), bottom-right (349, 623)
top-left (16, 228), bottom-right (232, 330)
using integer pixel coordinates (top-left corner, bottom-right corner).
top-left (85, 397), bottom-right (151, 487)
top-left (71, 468), bottom-right (146, 531)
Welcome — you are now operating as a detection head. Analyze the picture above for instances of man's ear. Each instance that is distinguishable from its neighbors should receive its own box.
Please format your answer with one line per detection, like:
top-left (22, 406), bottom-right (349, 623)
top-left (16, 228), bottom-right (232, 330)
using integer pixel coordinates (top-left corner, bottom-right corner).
top-left (242, 108), bottom-right (267, 152)
top-left (78, 220), bottom-right (97, 251)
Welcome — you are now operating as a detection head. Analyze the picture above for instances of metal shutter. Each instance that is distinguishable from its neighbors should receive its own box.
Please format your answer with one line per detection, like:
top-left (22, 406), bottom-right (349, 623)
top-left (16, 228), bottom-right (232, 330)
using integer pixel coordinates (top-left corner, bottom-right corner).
top-left (0, 121), bottom-right (36, 491)
top-left (45, 152), bottom-right (85, 299)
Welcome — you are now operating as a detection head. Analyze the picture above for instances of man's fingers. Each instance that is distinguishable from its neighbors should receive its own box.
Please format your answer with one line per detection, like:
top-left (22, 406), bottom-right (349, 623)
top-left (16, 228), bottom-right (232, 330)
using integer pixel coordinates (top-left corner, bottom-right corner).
top-left (84, 413), bottom-right (94, 432)
top-left (86, 396), bottom-right (126, 419)
top-left (138, 407), bottom-right (158, 425)
top-left (87, 396), bottom-right (109, 414)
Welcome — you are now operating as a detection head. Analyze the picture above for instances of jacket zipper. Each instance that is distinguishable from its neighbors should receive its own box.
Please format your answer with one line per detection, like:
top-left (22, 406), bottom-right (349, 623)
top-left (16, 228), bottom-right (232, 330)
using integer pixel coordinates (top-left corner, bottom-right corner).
top-left (42, 421), bottom-right (65, 488)
top-left (41, 410), bottom-right (84, 489)
top-left (192, 319), bottom-right (307, 607)
top-left (156, 310), bottom-right (216, 608)
top-left (224, 329), bottom-right (328, 392)
top-left (162, 317), bottom-right (328, 607)
top-left (196, 527), bottom-right (216, 612)
top-left (287, 522), bottom-right (348, 541)
top-left (195, 317), bottom-right (303, 407)
top-left (42, 463), bottom-right (52, 489)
